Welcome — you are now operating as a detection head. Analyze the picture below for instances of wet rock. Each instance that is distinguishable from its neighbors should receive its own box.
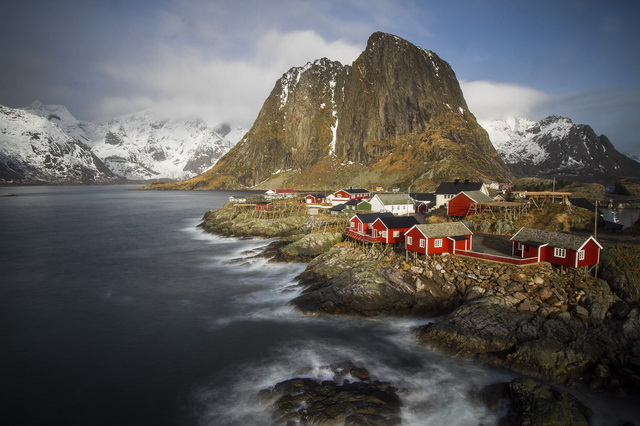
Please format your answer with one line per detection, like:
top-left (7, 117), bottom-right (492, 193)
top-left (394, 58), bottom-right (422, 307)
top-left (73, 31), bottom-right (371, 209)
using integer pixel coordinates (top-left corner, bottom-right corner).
top-left (259, 363), bottom-right (402, 426)
top-left (275, 232), bottom-right (343, 262)
top-left (503, 377), bottom-right (592, 425)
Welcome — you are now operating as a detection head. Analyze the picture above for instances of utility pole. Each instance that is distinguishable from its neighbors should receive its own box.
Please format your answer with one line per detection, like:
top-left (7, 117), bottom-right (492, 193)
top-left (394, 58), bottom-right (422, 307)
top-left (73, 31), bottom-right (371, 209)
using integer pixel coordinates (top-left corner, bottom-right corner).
top-left (594, 200), bottom-right (598, 239)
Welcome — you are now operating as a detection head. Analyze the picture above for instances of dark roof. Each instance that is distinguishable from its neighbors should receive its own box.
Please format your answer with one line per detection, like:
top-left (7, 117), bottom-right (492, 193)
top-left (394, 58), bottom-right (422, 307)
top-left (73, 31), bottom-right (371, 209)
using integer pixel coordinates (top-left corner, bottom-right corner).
top-left (569, 197), bottom-right (596, 211)
top-left (329, 204), bottom-right (347, 211)
top-left (339, 188), bottom-right (369, 194)
top-left (410, 193), bottom-right (436, 203)
top-left (352, 212), bottom-right (394, 223)
top-left (511, 227), bottom-right (602, 251)
top-left (344, 199), bottom-right (361, 205)
top-left (435, 181), bottom-right (484, 194)
top-left (306, 193), bottom-right (325, 198)
top-left (376, 216), bottom-right (419, 228)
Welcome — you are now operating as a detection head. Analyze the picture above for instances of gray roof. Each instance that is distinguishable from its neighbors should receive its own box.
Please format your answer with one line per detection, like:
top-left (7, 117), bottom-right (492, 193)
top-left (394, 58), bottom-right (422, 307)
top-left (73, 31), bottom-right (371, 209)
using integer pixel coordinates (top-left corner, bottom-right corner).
top-left (374, 194), bottom-right (414, 205)
top-left (510, 227), bottom-right (601, 251)
top-left (414, 222), bottom-right (473, 238)
top-left (460, 190), bottom-right (493, 203)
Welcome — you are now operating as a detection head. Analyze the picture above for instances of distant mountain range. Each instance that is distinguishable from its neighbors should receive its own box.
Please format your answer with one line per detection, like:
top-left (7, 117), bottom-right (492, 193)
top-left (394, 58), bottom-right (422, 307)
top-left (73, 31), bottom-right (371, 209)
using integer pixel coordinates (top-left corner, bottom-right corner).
top-left (480, 116), bottom-right (640, 181)
top-left (0, 102), bottom-right (246, 184)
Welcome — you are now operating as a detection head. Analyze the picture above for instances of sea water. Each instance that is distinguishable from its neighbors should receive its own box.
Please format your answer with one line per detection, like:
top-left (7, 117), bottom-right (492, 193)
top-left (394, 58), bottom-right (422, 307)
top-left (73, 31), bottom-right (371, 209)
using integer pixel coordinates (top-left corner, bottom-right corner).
top-left (0, 186), bottom-right (637, 425)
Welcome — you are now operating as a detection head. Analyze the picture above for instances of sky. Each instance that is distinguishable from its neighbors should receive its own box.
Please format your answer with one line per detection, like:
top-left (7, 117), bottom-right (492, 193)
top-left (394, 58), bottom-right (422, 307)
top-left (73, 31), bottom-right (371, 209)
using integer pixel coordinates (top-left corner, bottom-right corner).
top-left (1, 0), bottom-right (639, 155)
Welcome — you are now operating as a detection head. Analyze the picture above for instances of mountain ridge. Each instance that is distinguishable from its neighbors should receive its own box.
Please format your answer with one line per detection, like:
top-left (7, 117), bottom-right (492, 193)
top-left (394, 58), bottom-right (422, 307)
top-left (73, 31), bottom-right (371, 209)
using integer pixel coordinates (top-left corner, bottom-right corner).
top-left (480, 115), bottom-right (640, 182)
top-left (0, 103), bottom-right (246, 184)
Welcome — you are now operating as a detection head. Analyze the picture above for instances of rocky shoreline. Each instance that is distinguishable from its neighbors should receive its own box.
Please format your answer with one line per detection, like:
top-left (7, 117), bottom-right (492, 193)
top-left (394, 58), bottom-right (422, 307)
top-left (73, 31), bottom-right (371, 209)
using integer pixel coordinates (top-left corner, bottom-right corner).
top-left (199, 204), bottom-right (640, 424)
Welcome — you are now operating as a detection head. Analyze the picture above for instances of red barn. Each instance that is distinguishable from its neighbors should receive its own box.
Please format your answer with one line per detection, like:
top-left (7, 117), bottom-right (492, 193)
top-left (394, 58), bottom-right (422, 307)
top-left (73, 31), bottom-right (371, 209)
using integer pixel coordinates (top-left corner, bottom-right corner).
top-left (405, 222), bottom-right (473, 255)
top-left (370, 216), bottom-right (419, 244)
top-left (510, 227), bottom-right (602, 267)
top-left (447, 191), bottom-right (494, 217)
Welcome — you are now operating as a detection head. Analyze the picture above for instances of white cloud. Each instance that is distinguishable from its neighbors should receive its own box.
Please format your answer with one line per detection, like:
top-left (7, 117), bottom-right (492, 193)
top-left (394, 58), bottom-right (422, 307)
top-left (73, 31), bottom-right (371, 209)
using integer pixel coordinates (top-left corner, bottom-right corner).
top-left (460, 80), bottom-right (550, 120)
top-left (99, 30), bottom-right (362, 127)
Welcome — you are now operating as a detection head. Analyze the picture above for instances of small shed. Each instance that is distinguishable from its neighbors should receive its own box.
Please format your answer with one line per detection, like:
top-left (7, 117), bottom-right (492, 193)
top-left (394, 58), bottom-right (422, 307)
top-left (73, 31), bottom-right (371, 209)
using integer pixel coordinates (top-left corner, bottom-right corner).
top-left (510, 227), bottom-right (602, 267)
top-left (304, 194), bottom-right (326, 204)
top-left (405, 222), bottom-right (473, 255)
top-left (255, 202), bottom-right (274, 211)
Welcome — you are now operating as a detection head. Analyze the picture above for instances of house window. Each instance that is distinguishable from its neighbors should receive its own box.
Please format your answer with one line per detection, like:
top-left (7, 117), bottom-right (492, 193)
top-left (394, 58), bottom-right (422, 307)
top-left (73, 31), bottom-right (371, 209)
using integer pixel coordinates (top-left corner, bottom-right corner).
top-left (554, 247), bottom-right (566, 258)
top-left (407, 236), bottom-right (413, 245)
top-left (393, 231), bottom-right (400, 238)
top-left (382, 231), bottom-right (387, 238)
top-left (434, 239), bottom-right (443, 248)
top-left (419, 239), bottom-right (425, 248)
top-left (578, 250), bottom-right (585, 260)
top-left (518, 242), bottom-right (523, 250)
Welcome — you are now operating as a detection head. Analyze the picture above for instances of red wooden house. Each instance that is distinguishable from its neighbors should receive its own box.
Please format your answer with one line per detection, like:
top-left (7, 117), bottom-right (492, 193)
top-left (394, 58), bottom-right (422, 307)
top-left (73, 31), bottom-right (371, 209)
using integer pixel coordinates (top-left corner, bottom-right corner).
top-left (510, 227), bottom-right (602, 267)
top-left (255, 201), bottom-right (274, 211)
top-left (370, 216), bottom-right (419, 244)
top-left (346, 212), bottom-right (394, 242)
top-left (405, 222), bottom-right (473, 255)
top-left (447, 191), bottom-right (494, 217)
top-left (304, 194), bottom-right (326, 204)
top-left (330, 188), bottom-right (370, 205)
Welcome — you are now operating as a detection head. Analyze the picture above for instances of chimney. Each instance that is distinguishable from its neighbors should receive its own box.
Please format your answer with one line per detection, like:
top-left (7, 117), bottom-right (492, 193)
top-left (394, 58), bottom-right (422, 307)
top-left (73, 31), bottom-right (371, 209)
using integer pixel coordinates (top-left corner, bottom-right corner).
top-left (454, 179), bottom-right (460, 184)
top-left (464, 179), bottom-right (470, 184)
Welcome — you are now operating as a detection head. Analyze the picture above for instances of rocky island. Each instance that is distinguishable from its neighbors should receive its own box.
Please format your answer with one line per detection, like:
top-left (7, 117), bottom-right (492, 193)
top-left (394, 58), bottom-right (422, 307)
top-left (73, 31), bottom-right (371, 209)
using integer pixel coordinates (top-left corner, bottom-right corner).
top-left (199, 197), bottom-right (640, 424)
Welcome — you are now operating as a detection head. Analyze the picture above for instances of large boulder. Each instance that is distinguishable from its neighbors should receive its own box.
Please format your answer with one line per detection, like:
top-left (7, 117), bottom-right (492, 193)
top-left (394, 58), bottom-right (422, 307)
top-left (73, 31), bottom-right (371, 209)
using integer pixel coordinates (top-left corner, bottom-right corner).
top-left (258, 362), bottom-right (402, 425)
top-left (599, 245), bottom-right (640, 302)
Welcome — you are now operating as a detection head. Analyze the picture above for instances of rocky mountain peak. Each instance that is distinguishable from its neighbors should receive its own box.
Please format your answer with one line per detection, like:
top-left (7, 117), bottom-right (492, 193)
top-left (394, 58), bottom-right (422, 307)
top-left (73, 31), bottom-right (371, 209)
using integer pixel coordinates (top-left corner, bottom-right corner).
top-left (175, 32), bottom-right (511, 190)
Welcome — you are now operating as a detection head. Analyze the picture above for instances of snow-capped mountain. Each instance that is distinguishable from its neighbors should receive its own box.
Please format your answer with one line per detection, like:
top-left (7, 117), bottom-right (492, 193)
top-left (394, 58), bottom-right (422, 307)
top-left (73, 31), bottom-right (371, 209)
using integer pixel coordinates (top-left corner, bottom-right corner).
top-left (1, 102), bottom-right (246, 184)
top-left (0, 105), bottom-right (119, 184)
top-left (480, 115), bottom-right (640, 180)
top-left (23, 101), bottom-right (104, 146)
top-left (92, 111), bottom-right (246, 180)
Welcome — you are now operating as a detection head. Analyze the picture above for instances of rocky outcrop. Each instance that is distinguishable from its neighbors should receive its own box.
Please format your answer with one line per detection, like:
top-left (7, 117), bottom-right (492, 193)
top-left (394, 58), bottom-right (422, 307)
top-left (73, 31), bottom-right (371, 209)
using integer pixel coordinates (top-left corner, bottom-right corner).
top-left (169, 32), bottom-right (512, 190)
top-left (258, 361), bottom-right (402, 425)
top-left (292, 244), bottom-right (461, 316)
top-left (292, 243), bottom-right (640, 391)
top-left (275, 232), bottom-right (344, 262)
top-left (478, 377), bottom-right (592, 425)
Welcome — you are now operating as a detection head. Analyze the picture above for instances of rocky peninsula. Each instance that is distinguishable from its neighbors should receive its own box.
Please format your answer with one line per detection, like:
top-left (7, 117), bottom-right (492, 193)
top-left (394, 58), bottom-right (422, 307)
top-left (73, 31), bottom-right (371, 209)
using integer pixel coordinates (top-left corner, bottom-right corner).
top-left (199, 200), bottom-right (640, 424)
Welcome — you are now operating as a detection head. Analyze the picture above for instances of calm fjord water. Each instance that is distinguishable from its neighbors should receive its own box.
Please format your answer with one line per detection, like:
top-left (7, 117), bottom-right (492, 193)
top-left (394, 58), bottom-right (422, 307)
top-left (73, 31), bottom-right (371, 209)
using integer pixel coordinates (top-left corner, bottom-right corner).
top-left (0, 186), bottom-right (635, 425)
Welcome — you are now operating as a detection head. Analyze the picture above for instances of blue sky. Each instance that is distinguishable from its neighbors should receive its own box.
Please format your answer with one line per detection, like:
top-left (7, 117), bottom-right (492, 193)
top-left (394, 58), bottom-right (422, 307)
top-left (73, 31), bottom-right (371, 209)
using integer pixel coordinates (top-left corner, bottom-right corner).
top-left (1, 0), bottom-right (639, 155)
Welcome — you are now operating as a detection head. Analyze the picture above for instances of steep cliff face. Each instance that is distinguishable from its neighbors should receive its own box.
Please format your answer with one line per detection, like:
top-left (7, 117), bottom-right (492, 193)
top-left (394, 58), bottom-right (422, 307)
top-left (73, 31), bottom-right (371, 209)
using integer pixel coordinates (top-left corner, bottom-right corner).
top-left (176, 32), bottom-right (512, 190)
